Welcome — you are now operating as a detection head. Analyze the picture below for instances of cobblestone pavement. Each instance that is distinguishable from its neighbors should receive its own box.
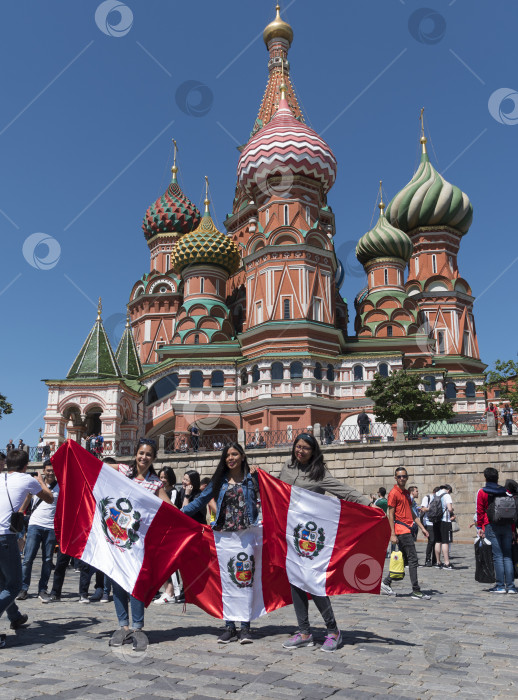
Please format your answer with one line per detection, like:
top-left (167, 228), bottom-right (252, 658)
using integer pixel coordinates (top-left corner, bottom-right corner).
top-left (0, 543), bottom-right (516, 699)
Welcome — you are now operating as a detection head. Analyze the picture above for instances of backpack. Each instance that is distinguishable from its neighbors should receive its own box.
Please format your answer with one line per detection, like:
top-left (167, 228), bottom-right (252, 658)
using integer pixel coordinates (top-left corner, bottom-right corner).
top-left (487, 494), bottom-right (518, 524)
top-left (427, 493), bottom-right (445, 523)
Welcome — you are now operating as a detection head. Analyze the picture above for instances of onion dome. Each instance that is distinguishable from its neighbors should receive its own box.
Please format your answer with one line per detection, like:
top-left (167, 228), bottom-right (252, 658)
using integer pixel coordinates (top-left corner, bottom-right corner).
top-left (142, 165), bottom-right (201, 240)
top-left (356, 197), bottom-right (413, 266)
top-left (263, 4), bottom-right (293, 47)
top-left (172, 183), bottom-right (240, 276)
top-left (238, 83), bottom-right (337, 195)
top-left (386, 136), bottom-right (473, 235)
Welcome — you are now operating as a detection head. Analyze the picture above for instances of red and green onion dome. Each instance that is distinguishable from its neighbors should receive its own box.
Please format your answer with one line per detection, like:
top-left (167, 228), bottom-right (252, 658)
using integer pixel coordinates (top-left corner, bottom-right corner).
top-left (386, 139), bottom-right (473, 235)
top-left (142, 167), bottom-right (201, 240)
top-left (171, 202), bottom-right (241, 276)
top-left (356, 206), bottom-right (413, 266)
top-left (237, 87), bottom-right (337, 195)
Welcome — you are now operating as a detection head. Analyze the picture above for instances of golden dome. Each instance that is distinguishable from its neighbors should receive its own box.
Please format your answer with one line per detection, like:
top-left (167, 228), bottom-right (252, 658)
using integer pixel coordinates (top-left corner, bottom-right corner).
top-left (263, 4), bottom-right (293, 47)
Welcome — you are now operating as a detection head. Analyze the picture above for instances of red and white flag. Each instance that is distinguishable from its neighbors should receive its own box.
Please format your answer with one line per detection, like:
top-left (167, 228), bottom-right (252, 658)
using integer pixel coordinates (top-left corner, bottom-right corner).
top-left (180, 524), bottom-right (293, 621)
top-left (52, 440), bottom-right (204, 606)
top-left (258, 470), bottom-right (391, 596)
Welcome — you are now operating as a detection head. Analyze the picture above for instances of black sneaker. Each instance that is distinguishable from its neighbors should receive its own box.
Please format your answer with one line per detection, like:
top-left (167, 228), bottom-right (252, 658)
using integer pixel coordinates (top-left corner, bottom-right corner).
top-left (442, 564), bottom-right (454, 570)
top-left (424, 561), bottom-right (433, 567)
top-left (38, 591), bottom-right (51, 603)
top-left (10, 614), bottom-right (29, 630)
top-left (49, 593), bottom-right (61, 602)
top-left (240, 628), bottom-right (253, 644)
top-left (217, 627), bottom-right (238, 644)
top-left (16, 590), bottom-right (28, 601)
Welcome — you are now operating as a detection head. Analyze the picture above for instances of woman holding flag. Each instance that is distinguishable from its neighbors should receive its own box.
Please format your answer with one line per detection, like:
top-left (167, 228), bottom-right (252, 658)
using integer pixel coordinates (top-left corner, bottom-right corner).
top-left (182, 443), bottom-right (259, 644)
top-left (275, 433), bottom-right (373, 653)
top-left (107, 438), bottom-right (173, 651)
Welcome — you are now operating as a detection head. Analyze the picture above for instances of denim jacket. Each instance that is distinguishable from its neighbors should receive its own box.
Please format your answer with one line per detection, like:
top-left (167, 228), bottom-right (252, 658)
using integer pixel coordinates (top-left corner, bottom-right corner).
top-left (182, 472), bottom-right (259, 529)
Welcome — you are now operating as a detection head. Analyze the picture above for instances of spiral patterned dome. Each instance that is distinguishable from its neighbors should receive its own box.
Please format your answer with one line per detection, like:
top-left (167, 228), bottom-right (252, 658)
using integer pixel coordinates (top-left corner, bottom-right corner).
top-left (356, 209), bottom-right (413, 266)
top-left (237, 89), bottom-right (337, 195)
top-left (386, 147), bottom-right (473, 235)
top-left (142, 169), bottom-right (201, 240)
top-left (171, 204), bottom-right (241, 276)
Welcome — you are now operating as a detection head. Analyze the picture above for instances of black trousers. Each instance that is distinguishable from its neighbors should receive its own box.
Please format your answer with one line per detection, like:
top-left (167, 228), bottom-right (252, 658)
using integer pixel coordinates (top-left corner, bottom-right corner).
top-left (384, 533), bottom-right (420, 591)
top-left (290, 584), bottom-right (338, 635)
top-left (51, 551), bottom-right (103, 597)
top-left (425, 524), bottom-right (436, 564)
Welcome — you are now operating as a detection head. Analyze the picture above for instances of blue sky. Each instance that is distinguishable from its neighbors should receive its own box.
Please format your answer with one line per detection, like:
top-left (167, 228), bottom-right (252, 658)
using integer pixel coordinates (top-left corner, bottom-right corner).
top-left (1, 0), bottom-right (516, 446)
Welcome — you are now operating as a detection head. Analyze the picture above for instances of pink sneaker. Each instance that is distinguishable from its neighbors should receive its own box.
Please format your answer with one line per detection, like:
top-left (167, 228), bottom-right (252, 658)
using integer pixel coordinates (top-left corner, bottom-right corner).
top-left (320, 631), bottom-right (342, 652)
top-left (282, 633), bottom-right (314, 648)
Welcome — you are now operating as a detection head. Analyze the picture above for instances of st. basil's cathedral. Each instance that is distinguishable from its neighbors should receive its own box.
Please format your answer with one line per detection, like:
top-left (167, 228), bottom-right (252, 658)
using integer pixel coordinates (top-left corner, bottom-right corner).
top-left (42, 6), bottom-right (486, 454)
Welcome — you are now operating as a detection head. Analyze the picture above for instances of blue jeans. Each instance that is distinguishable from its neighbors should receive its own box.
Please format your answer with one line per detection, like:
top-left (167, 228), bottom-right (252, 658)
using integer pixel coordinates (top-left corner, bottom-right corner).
top-left (21, 525), bottom-right (56, 593)
top-left (112, 580), bottom-right (144, 630)
top-left (0, 534), bottom-right (24, 623)
top-left (485, 523), bottom-right (514, 588)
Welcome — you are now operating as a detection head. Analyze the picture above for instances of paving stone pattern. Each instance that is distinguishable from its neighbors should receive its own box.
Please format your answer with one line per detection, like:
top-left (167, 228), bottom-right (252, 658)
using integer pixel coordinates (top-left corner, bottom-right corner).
top-left (0, 544), bottom-right (516, 699)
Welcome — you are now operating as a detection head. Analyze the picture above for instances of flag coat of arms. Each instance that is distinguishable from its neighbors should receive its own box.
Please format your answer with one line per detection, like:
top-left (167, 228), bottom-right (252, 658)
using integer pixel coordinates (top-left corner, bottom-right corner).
top-left (258, 469), bottom-right (391, 596)
top-left (179, 524), bottom-right (293, 621)
top-left (52, 440), bottom-right (204, 606)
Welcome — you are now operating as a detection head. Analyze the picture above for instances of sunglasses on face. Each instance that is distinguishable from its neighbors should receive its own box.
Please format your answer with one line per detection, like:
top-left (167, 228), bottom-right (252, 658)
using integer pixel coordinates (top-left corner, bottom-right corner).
top-left (138, 438), bottom-right (156, 448)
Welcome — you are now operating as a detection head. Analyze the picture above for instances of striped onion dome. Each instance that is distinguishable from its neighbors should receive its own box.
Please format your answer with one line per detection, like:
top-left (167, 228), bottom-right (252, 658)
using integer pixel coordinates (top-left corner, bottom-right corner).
top-left (142, 168), bottom-right (201, 240)
top-left (386, 142), bottom-right (473, 235)
top-left (171, 200), bottom-right (240, 276)
top-left (356, 208), bottom-right (413, 266)
top-left (237, 87), bottom-right (337, 195)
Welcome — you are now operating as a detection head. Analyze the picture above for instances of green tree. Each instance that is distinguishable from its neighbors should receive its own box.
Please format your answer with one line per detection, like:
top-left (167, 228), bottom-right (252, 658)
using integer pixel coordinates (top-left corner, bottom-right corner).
top-left (365, 370), bottom-right (453, 436)
top-left (483, 359), bottom-right (518, 408)
top-left (0, 393), bottom-right (13, 420)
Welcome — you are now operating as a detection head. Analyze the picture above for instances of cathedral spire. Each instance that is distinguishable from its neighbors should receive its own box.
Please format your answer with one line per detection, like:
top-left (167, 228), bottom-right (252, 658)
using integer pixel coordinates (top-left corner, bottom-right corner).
top-left (115, 315), bottom-right (142, 379)
top-left (67, 302), bottom-right (121, 379)
top-left (419, 107), bottom-right (428, 158)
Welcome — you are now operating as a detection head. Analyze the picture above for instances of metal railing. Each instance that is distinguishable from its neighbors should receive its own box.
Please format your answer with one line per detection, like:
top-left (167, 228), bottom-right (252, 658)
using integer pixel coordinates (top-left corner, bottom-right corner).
top-left (336, 423), bottom-right (394, 443)
top-left (165, 432), bottom-right (238, 454)
top-left (404, 418), bottom-right (488, 440)
top-left (245, 430), bottom-right (295, 449)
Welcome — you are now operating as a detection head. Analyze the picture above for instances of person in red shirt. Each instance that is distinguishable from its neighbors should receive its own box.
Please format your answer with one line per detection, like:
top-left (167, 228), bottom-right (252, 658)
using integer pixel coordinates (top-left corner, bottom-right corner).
top-left (380, 467), bottom-right (431, 600)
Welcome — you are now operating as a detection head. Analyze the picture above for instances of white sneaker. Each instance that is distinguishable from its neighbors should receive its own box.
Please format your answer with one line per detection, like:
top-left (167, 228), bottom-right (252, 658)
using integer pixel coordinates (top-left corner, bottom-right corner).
top-left (380, 582), bottom-right (395, 596)
top-left (153, 593), bottom-right (173, 605)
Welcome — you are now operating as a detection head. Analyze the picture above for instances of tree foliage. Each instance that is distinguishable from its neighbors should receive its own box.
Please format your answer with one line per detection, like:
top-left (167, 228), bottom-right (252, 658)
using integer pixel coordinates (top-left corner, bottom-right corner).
top-left (0, 393), bottom-right (13, 420)
top-left (365, 370), bottom-right (454, 425)
top-left (484, 359), bottom-right (518, 408)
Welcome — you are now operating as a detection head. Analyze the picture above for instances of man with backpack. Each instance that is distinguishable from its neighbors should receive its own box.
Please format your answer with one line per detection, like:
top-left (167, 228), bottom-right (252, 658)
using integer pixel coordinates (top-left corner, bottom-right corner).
top-left (429, 485), bottom-right (454, 570)
top-left (421, 486), bottom-right (440, 566)
top-left (476, 467), bottom-right (517, 593)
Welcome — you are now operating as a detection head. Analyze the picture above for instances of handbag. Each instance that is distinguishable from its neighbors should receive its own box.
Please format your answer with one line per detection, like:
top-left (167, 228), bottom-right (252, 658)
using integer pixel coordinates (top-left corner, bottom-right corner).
top-left (451, 520), bottom-right (460, 533)
top-left (474, 536), bottom-right (495, 584)
top-left (389, 546), bottom-right (405, 580)
top-left (4, 473), bottom-right (26, 534)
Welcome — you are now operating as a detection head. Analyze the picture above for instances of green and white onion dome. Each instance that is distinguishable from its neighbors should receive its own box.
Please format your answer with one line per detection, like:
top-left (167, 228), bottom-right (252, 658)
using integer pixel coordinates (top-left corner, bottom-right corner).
top-left (385, 139), bottom-right (473, 235)
top-left (356, 205), bottom-right (413, 266)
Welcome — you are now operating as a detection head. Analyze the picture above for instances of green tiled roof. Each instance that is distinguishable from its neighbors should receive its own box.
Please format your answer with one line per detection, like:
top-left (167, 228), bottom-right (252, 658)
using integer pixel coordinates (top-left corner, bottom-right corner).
top-left (115, 318), bottom-right (142, 379)
top-left (67, 313), bottom-right (121, 379)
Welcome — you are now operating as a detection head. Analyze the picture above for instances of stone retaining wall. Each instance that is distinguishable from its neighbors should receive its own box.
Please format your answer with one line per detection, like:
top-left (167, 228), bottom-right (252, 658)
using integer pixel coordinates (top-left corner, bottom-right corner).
top-left (155, 436), bottom-right (518, 535)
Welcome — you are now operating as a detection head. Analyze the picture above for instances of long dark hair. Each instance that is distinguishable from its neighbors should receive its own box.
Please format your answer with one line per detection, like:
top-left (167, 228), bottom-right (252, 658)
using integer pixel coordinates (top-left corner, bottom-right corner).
top-left (158, 466), bottom-right (177, 490)
top-left (183, 469), bottom-right (201, 501)
top-left (210, 442), bottom-right (250, 500)
top-left (291, 433), bottom-right (326, 482)
top-left (129, 439), bottom-right (158, 480)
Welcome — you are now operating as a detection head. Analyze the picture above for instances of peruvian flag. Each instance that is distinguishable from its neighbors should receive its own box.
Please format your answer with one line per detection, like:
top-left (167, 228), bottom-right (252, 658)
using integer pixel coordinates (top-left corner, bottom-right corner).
top-left (179, 525), bottom-right (293, 621)
top-left (258, 470), bottom-right (390, 596)
top-left (52, 440), bottom-right (204, 606)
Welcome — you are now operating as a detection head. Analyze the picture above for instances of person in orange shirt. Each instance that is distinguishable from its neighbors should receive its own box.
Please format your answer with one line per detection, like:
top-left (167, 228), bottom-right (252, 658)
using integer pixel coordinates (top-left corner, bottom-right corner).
top-left (380, 467), bottom-right (431, 600)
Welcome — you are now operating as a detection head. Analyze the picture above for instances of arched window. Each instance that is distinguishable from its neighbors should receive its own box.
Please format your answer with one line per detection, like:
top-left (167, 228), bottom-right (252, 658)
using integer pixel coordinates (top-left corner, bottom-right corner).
top-left (445, 382), bottom-right (457, 399)
top-left (240, 368), bottom-right (248, 386)
top-left (387, 325), bottom-right (393, 337)
top-left (265, 208), bottom-right (270, 224)
top-left (283, 204), bottom-right (289, 226)
top-left (465, 381), bottom-right (476, 398)
top-left (189, 371), bottom-right (204, 389)
top-left (200, 277), bottom-right (204, 293)
top-left (290, 361), bottom-right (303, 379)
top-left (211, 370), bottom-right (224, 388)
top-left (384, 269), bottom-right (388, 285)
top-left (326, 364), bottom-right (335, 381)
top-left (165, 254), bottom-right (170, 270)
top-left (194, 334), bottom-right (200, 345)
top-left (314, 362), bottom-right (322, 380)
top-left (146, 372), bottom-right (179, 404)
top-left (378, 363), bottom-right (389, 377)
top-left (306, 205), bottom-right (310, 224)
top-left (432, 254), bottom-right (437, 274)
top-left (271, 362), bottom-right (284, 380)
top-left (252, 365), bottom-right (260, 383)
top-left (437, 330), bottom-right (445, 354)
top-left (415, 256), bottom-right (420, 275)
top-left (283, 298), bottom-right (291, 319)
top-left (423, 375), bottom-right (436, 392)
top-left (353, 365), bottom-right (363, 381)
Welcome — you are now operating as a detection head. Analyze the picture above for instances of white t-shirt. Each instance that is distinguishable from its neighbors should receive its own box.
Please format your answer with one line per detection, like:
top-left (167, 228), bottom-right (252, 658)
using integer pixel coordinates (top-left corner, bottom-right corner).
top-left (437, 489), bottom-right (453, 522)
top-left (28, 483), bottom-right (59, 529)
top-left (421, 494), bottom-right (434, 527)
top-left (0, 472), bottom-right (42, 535)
